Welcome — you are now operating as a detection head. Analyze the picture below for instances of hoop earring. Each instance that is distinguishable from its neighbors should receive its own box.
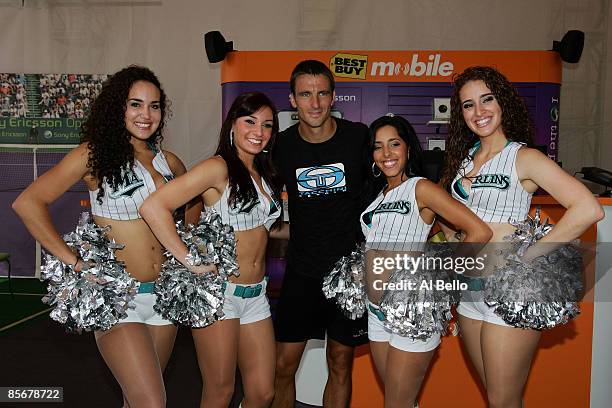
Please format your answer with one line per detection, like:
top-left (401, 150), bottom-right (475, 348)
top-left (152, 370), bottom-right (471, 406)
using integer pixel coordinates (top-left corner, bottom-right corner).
top-left (372, 163), bottom-right (381, 177)
top-left (230, 130), bottom-right (234, 147)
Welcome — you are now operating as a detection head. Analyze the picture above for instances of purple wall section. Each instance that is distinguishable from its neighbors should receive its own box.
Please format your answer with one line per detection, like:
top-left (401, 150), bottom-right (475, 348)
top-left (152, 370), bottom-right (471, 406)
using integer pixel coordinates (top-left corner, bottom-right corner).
top-left (222, 81), bottom-right (560, 154)
top-left (533, 85), bottom-right (561, 161)
top-left (1, 191), bottom-right (87, 277)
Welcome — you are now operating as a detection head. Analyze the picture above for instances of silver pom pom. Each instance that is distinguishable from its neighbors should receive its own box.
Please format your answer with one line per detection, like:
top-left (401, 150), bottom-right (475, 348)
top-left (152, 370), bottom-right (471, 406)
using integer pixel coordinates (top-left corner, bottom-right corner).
top-left (41, 213), bottom-right (138, 333)
top-left (153, 268), bottom-right (226, 328)
top-left (183, 211), bottom-right (239, 279)
top-left (154, 211), bottom-right (238, 327)
top-left (484, 207), bottom-right (582, 329)
top-left (507, 207), bottom-right (554, 259)
top-left (322, 245), bottom-right (366, 320)
top-left (379, 243), bottom-right (458, 340)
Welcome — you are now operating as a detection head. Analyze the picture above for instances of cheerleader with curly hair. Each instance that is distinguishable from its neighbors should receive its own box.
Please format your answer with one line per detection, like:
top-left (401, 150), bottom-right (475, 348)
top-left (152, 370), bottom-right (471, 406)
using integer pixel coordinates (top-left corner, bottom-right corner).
top-left (439, 66), bottom-right (604, 408)
top-left (13, 65), bottom-right (198, 407)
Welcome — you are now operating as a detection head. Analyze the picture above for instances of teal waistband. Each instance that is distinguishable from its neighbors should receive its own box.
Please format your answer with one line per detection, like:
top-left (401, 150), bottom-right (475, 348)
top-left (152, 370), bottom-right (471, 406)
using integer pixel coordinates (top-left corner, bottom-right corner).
top-left (138, 282), bottom-right (156, 294)
top-left (368, 303), bottom-right (385, 322)
top-left (456, 274), bottom-right (485, 292)
top-left (223, 282), bottom-right (264, 298)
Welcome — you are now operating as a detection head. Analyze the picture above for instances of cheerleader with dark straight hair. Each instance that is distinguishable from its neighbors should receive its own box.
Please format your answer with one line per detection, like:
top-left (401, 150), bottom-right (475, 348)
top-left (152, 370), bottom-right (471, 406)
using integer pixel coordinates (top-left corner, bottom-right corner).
top-left (141, 92), bottom-right (286, 408)
top-left (363, 114), bottom-right (491, 408)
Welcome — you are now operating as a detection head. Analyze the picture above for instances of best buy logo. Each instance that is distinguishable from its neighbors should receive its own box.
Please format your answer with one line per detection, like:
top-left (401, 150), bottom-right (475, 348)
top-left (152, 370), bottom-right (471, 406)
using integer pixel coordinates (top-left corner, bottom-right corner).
top-left (330, 53), bottom-right (368, 80)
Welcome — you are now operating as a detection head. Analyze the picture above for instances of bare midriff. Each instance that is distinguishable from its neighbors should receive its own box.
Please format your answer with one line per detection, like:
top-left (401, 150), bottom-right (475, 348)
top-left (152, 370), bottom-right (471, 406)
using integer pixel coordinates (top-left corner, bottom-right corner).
top-left (231, 225), bottom-right (269, 284)
top-left (93, 215), bottom-right (165, 283)
top-left (486, 222), bottom-right (518, 243)
top-left (450, 221), bottom-right (518, 274)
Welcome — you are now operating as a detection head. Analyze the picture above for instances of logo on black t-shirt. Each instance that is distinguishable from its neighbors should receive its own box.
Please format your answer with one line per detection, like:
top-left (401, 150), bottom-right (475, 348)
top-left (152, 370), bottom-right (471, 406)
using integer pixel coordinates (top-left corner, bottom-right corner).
top-left (295, 163), bottom-right (347, 197)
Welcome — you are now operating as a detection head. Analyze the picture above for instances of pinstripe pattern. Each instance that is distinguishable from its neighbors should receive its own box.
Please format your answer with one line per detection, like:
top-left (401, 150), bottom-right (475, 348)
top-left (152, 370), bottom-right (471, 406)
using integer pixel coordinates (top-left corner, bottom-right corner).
top-left (360, 177), bottom-right (432, 251)
top-left (451, 142), bottom-right (532, 223)
top-left (205, 177), bottom-right (281, 231)
top-left (89, 151), bottom-right (174, 221)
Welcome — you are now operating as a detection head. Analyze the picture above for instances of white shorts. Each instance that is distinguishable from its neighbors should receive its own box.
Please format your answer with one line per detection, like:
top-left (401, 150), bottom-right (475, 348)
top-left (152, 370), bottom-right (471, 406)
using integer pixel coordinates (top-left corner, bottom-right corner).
top-left (121, 292), bottom-right (173, 326)
top-left (222, 279), bottom-right (271, 325)
top-left (457, 289), bottom-right (512, 327)
top-left (367, 302), bottom-right (440, 352)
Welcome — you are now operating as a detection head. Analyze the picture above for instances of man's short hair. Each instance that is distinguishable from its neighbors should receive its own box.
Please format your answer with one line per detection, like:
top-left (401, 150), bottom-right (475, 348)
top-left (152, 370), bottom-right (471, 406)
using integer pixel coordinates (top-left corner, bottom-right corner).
top-left (289, 60), bottom-right (335, 95)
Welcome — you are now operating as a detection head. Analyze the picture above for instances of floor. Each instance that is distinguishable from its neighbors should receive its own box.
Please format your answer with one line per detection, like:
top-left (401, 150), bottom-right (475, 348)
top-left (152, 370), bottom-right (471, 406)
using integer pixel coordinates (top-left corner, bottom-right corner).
top-left (0, 279), bottom-right (320, 407)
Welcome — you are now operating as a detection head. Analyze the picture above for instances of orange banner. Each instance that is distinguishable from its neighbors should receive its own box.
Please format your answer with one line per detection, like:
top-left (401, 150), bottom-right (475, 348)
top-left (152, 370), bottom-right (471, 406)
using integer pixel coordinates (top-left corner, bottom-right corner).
top-left (221, 50), bottom-right (561, 84)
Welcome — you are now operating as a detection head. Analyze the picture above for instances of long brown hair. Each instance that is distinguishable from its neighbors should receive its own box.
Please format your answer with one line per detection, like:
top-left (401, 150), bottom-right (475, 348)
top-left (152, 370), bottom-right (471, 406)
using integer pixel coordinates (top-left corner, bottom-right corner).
top-left (215, 92), bottom-right (281, 212)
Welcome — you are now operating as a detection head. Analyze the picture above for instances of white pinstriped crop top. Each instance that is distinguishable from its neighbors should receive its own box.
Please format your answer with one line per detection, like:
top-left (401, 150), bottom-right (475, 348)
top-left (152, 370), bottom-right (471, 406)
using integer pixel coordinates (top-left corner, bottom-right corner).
top-left (205, 177), bottom-right (281, 231)
top-left (89, 149), bottom-right (174, 221)
top-left (451, 141), bottom-right (532, 223)
top-left (360, 177), bottom-right (433, 251)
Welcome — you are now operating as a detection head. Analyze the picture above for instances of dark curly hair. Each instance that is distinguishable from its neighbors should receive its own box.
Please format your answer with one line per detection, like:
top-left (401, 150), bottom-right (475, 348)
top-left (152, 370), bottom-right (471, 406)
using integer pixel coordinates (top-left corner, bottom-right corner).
top-left (80, 65), bottom-right (168, 203)
top-left (215, 92), bottom-right (282, 214)
top-left (440, 66), bottom-right (534, 188)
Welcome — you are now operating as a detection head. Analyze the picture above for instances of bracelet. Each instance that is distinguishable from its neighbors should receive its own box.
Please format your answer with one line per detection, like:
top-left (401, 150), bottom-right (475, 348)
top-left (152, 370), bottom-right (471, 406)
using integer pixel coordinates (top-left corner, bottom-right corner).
top-left (72, 256), bottom-right (81, 269)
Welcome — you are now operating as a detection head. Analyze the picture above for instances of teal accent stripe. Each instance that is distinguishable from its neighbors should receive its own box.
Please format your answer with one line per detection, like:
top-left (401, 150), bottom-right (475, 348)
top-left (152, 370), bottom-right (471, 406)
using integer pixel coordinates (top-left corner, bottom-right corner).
top-left (455, 179), bottom-right (469, 199)
top-left (368, 304), bottom-right (385, 321)
top-left (138, 282), bottom-right (155, 294)
top-left (456, 274), bottom-right (484, 291)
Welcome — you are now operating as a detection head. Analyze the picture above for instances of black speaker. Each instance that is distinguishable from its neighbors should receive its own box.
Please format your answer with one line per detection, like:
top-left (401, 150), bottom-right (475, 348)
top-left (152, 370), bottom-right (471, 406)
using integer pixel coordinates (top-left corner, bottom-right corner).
top-left (204, 31), bottom-right (234, 63)
top-left (552, 30), bottom-right (584, 63)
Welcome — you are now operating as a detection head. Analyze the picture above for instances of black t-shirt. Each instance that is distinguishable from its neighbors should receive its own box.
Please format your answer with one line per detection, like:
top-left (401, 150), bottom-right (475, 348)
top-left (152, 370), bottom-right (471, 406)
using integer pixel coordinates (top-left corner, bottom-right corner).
top-left (274, 118), bottom-right (369, 278)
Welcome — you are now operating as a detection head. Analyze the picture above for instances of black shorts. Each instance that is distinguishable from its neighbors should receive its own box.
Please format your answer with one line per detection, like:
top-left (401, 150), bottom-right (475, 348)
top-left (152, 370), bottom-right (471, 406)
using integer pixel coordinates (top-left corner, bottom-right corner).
top-left (274, 270), bottom-right (368, 347)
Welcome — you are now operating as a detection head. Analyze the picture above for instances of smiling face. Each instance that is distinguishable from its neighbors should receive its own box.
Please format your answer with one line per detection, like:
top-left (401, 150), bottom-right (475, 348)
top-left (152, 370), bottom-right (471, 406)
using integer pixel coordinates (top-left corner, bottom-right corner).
top-left (232, 106), bottom-right (274, 159)
top-left (459, 79), bottom-right (504, 140)
top-left (289, 74), bottom-right (335, 129)
top-left (124, 80), bottom-right (161, 141)
top-left (373, 125), bottom-right (408, 186)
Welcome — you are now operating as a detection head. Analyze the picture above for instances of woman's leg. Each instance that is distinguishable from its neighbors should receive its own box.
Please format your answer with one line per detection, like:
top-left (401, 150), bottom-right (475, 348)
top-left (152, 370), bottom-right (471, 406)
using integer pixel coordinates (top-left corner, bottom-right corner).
top-left (369, 341), bottom-right (389, 380)
top-left (95, 323), bottom-right (167, 408)
top-left (147, 324), bottom-right (177, 372)
top-left (367, 304), bottom-right (391, 381)
top-left (481, 322), bottom-right (540, 408)
top-left (458, 314), bottom-right (486, 386)
top-left (383, 346), bottom-right (434, 408)
top-left (237, 317), bottom-right (276, 408)
top-left (192, 319), bottom-right (240, 408)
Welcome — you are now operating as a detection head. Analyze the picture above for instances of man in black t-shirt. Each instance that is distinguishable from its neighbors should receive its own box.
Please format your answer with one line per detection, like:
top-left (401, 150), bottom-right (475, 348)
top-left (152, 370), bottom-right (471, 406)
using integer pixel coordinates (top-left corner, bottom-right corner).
top-left (272, 60), bottom-right (369, 408)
